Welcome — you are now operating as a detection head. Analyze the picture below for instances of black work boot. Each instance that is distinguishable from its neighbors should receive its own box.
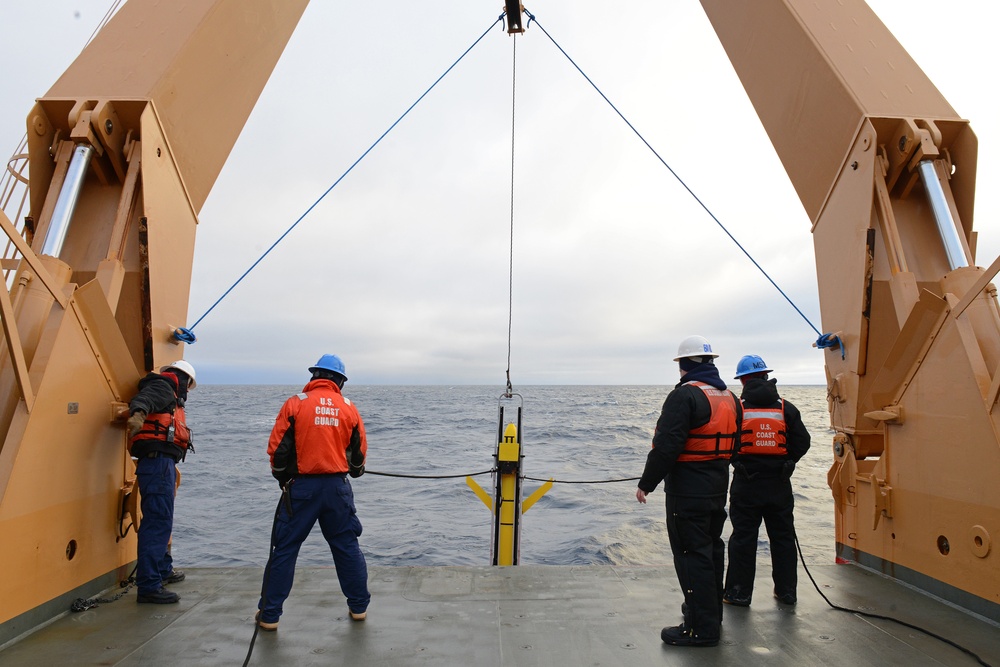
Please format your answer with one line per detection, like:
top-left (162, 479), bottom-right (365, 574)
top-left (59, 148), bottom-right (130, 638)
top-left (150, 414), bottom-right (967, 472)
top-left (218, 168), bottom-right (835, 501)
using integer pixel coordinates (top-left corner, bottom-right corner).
top-left (137, 588), bottom-right (180, 604)
top-left (774, 589), bottom-right (797, 605)
top-left (163, 570), bottom-right (186, 584)
top-left (661, 624), bottom-right (719, 647)
top-left (723, 585), bottom-right (752, 607)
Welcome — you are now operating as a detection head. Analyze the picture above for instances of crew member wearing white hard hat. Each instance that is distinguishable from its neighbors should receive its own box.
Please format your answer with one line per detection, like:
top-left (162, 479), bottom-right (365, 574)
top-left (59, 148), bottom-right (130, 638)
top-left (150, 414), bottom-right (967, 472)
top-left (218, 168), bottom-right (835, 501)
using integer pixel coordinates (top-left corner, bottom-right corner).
top-left (636, 336), bottom-right (741, 647)
top-left (127, 360), bottom-right (198, 604)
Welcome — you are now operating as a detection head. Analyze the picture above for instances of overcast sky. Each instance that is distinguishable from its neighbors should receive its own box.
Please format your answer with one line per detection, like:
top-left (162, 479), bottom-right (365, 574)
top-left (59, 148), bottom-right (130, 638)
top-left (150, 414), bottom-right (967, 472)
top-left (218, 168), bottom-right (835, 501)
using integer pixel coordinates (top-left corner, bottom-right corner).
top-left (2, 1), bottom-right (997, 385)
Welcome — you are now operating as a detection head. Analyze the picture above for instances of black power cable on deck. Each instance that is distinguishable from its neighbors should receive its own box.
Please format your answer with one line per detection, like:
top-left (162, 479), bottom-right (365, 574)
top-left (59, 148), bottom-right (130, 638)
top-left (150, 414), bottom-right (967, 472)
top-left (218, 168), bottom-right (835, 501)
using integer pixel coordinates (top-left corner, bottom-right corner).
top-left (795, 535), bottom-right (993, 667)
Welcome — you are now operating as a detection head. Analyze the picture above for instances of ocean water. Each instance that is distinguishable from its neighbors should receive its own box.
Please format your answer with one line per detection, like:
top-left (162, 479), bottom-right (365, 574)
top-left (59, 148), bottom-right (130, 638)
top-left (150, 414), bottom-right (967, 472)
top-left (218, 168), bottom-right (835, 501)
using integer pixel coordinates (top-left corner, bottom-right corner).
top-left (175, 384), bottom-right (834, 569)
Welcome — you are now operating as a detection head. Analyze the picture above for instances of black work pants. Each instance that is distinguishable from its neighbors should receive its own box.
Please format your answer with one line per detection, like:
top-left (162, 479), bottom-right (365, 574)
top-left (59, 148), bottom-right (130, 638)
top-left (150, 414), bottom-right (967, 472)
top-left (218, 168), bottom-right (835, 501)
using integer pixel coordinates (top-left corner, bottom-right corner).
top-left (725, 474), bottom-right (797, 599)
top-left (665, 493), bottom-right (727, 638)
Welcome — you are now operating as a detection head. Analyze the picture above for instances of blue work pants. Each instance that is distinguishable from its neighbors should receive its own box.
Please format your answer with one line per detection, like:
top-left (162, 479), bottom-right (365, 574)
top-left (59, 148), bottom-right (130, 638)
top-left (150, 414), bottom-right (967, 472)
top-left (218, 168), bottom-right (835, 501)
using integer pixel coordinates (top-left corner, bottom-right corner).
top-left (258, 475), bottom-right (370, 622)
top-left (135, 455), bottom-right (176, 595)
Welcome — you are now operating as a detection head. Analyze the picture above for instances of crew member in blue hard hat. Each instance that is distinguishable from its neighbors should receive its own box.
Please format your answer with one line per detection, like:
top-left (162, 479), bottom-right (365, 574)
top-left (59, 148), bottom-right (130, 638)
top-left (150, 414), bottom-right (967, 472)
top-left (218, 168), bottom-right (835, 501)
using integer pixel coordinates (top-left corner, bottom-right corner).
top-left (127, 359), bottom-right (198, 604)
top-left (723, 355), bottom-right (810, 607)
top-left (636, 335), bottom-right (742, 647)
top-left (255, 354), bottom-right (370, 631)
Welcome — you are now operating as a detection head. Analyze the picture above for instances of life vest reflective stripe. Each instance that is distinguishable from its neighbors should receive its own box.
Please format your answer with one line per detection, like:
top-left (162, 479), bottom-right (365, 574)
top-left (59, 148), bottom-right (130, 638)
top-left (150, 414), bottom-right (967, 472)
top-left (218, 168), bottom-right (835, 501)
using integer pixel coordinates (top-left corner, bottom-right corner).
top-left (132, 406), bottom-right (191, 451)
top-left (677, 381), bottom-right (739, 462)
top-left (738, 400), bottom-right (787, 456)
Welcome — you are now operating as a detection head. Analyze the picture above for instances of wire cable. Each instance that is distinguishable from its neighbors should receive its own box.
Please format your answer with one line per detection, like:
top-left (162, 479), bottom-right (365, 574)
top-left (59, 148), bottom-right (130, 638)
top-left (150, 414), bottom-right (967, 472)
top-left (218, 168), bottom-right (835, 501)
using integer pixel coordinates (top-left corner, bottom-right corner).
top-left (504, 32), bottom-right (518, 397)
top-left (85, 0), bottom-right (125, 48)
top-left (522, 474), bottom-right (639, 484)
top-left (367, 469), bottom-right (636, 483)
top-left (366, 469), bottom-right (495, 480)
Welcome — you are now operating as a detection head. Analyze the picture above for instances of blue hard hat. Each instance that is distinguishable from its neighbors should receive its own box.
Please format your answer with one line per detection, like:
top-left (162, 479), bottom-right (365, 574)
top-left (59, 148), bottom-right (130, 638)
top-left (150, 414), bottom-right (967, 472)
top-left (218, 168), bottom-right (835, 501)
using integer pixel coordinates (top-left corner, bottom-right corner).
top-left (734, 354), bottom-right (772, 379)
top-left (308, 354), bottom-right (347, 379)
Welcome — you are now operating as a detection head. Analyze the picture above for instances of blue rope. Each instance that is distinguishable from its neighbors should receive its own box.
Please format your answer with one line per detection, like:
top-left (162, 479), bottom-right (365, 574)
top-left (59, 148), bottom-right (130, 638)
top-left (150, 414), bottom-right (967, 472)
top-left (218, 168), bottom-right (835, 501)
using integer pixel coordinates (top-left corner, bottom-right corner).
top-left (815, 332), bottom-right (845, 360)
top-left (173, 327), bottom-right (196, 344)
top-left (525, 11), bottom-right (841, 354)
top-left (176, 14), bottom-right (506, 341)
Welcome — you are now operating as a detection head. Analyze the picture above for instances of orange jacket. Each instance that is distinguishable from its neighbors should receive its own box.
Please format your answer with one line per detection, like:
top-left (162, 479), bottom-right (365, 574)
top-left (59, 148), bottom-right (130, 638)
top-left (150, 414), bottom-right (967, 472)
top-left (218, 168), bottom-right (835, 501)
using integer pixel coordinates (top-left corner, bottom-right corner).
top-left (268, 379), bottom-right (367, 475)
top-left (677, 381), bottom-right (739, 462)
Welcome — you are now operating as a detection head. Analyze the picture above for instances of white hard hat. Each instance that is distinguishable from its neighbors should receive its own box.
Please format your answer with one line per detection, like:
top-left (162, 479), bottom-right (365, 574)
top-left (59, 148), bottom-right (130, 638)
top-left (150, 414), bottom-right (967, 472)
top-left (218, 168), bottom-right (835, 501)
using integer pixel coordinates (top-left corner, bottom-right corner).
top-left (673, 335), bottom-right (719, 361)
top-left (161, 359), bottom-right (197, 389)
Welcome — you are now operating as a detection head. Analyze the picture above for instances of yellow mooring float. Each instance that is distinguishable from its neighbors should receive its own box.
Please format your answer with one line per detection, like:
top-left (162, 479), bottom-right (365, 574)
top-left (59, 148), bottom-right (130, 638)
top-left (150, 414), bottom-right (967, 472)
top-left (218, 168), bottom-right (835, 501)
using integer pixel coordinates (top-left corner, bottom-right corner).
top-left (467, 394), bottom-right (552, 565)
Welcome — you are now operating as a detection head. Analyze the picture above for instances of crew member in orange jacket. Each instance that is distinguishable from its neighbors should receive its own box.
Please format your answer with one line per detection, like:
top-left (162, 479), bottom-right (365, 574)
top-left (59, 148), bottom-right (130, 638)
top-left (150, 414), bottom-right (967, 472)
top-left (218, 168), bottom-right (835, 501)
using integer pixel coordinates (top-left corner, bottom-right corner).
top-left (255, 354), bottom-right (370, 631)
top-left (636, 336), bottom-right (741, 647)
top-left (127, 359), bottom-right (197, 604)
top-left (723, 355), bottom-right (810, 607)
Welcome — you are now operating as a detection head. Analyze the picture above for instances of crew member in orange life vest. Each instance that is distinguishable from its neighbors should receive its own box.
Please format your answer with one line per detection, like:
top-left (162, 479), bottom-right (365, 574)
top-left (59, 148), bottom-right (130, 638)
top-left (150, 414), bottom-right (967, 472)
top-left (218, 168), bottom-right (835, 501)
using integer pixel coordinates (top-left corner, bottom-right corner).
top-left (636, 336), bottom-right (742, 648)
top-left (723, 355), bottom-right (810, 607)
top-left (127, 360), bottom-right (197, 605)
top-left (255, 354), bottom-right (369, 631)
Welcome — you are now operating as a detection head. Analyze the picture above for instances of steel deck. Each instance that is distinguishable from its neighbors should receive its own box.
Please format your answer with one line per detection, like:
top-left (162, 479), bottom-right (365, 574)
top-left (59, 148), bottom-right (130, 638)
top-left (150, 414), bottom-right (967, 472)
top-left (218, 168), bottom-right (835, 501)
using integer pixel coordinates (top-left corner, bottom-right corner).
top-left (1, 563), bottom-right (997, 666)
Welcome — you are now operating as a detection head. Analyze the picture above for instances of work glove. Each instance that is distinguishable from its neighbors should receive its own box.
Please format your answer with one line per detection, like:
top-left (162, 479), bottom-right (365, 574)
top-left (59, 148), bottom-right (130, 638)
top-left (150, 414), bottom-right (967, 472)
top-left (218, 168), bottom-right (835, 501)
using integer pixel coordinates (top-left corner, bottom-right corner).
top-left (347, 447), bottom-right (365, 478)
top-left (347, 428), bottom-right (365, 478)
top-left (127, 411), bottom-right (146, 437)
top-left (782, 460), bottom-right (796, 480)
top-left (271, 467), bottom-right (292, 488)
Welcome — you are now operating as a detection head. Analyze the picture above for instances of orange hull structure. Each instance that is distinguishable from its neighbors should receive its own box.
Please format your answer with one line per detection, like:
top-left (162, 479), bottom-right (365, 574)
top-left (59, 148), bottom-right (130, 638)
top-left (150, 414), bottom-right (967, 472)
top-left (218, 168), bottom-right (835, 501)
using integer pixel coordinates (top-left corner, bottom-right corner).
top-left (701, 0), bottom-right (999, 620)
top-left (0, 0), bottom-right (308, 643)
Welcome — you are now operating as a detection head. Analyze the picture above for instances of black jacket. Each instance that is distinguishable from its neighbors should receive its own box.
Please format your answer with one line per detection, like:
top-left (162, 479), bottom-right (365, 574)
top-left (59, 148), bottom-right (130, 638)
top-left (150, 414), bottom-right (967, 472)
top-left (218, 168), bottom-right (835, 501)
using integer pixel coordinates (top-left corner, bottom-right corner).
top-left (732, 377), bottom-right (810, 480)
top-left (638, 363), bottom-right (742, 498)
top-left (128, 372), bottom-right (187, 460)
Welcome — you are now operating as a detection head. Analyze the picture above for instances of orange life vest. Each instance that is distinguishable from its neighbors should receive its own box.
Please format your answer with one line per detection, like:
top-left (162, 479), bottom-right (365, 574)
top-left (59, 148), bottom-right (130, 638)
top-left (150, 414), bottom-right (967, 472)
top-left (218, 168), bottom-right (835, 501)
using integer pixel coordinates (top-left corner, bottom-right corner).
top-left (677, 381), bottom-right (739, 462)
top-left (132, 406), bottom-right (191, 454)
top-left (738, 401), bottom-right (788, 456)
